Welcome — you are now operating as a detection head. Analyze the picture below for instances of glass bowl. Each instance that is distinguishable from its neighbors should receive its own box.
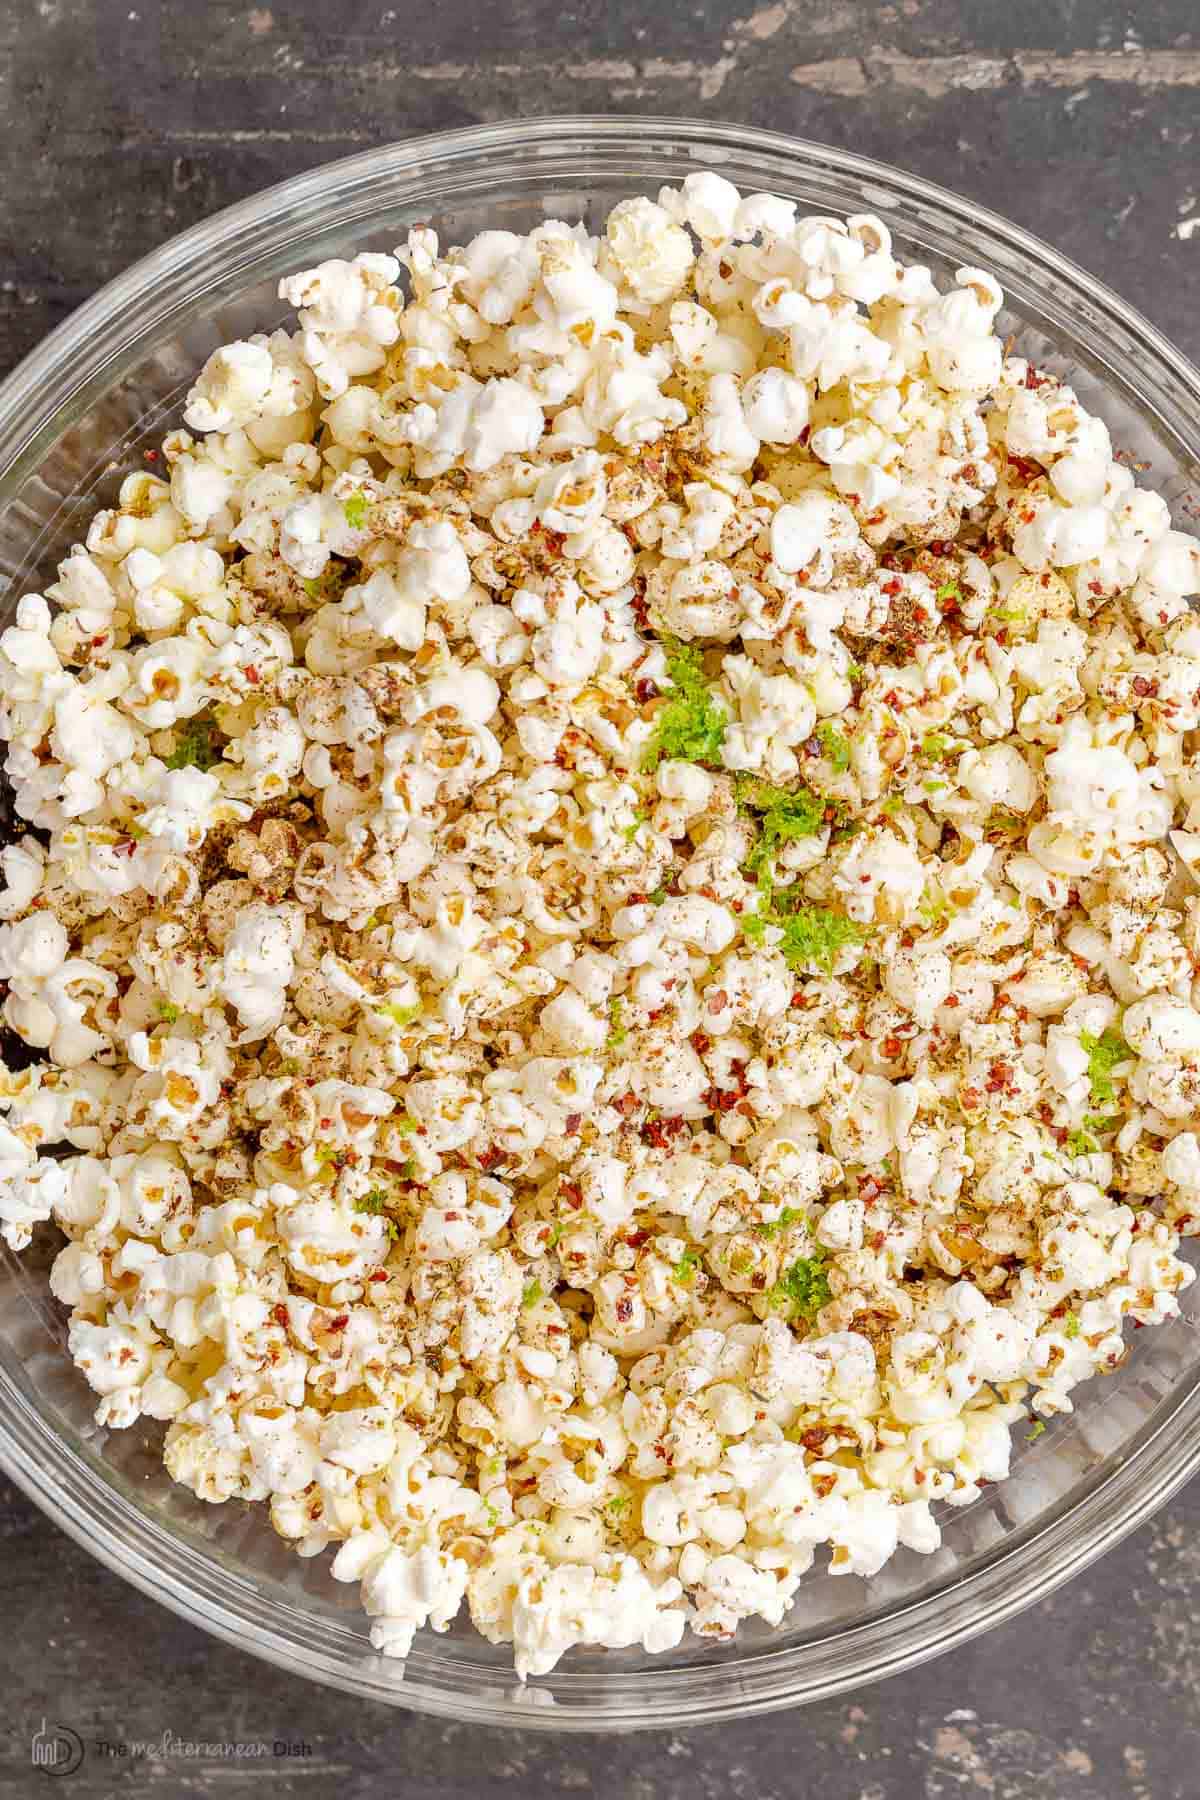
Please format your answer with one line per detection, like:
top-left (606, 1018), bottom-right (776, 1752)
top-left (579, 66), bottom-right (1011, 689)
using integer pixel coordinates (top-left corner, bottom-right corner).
top-left (2, 117), bottom-right (1199, 1733)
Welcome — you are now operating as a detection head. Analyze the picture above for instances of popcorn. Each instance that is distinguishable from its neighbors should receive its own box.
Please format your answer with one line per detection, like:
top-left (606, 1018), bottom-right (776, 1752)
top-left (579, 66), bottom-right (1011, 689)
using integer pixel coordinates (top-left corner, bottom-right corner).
top-left (140, 766), bottom-right (229, 851)
top-left (219, 903), bottom-right (303, 1039)
top-left (333, 1535), bottom-right (473, 1658)
top-left (278, 254), bottom-right (402, 399)
top-left (184, 331), bottom-right (315, 437)
top-left (4, 173), bottom-right (1197, 1682)
top-left (602, 196), bottom-right (696, 307)
top-left (0, 914), bottom-right (114, 1067)
top-left (742, 367), bottom-right (809, 445)
top-left (184, 341), bottom-right (277, 434)
top-left (463, 378), bottom-right (546, 471)
top-left (660, 172), bottom-right (742, 243)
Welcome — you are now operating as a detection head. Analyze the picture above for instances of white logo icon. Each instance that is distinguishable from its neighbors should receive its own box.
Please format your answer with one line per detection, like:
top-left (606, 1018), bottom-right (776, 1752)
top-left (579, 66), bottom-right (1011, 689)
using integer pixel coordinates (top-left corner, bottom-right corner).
top-left (31, 1719), bottom-right (85, 1778)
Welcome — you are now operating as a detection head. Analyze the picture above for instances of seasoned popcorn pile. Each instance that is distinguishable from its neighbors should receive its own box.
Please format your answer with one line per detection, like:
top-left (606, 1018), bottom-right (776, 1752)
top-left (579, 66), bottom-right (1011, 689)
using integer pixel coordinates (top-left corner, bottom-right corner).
top-left (4, 172), bottom-right (1200, 1678)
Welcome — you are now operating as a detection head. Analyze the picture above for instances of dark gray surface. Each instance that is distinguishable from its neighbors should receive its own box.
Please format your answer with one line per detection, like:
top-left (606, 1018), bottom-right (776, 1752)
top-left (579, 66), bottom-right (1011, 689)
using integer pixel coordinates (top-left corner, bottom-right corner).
top-left (2, 1), bottom-right (1199, 1794)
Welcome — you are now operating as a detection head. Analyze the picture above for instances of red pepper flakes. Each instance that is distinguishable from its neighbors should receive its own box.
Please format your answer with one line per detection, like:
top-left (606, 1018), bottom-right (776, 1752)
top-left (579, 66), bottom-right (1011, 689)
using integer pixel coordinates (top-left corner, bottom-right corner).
top-left (985, 1060), bottom-right (1013, 1094)
top-left (702, 1084), bottom-right (739, 1113)
top-left (642, 1115), bottom-right (684, 1149)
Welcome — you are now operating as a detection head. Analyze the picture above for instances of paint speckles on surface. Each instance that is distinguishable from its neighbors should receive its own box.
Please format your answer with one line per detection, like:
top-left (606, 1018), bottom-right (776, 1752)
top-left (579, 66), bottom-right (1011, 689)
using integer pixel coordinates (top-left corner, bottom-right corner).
top-left (926, 1721), bottom-right (1111, 1798)
top-left (789, 47), bottom-right (1200, 99)
top-left (734, 3), bottom-right (791, 40)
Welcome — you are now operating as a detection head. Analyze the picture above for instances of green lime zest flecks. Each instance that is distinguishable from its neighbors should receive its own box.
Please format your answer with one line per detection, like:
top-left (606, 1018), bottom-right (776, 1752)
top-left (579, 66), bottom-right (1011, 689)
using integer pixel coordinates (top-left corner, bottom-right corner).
top-left (165, 711), bottom-right (222, 771)
top-left (376, 1002), bottom-right (421, 1027)
top-left (354, 1190), bottom-right (398, 1239)
top-left (742, 895), bottom-right (867, 974)
top-left (1079, 1029), bottom-right (1130, 1106)
top-left (735, 776), bottom-right (834, 886)
top-left (673, 1247), bottom-right (702, 1285)
top-left (753, 1206), bottom-right (804, 1239)
top-left (766, 1249), bottom-right (832, 1322)
top-left (817, 721), bottom-right (851, 773)
top-left (641, 638), bottom-right (728, 772)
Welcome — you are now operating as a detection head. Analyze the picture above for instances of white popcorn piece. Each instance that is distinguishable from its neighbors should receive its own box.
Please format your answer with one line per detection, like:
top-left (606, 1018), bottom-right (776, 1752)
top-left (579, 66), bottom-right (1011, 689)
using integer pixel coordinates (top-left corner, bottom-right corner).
top-left (279, 254), bottom-right (402, 399)
top-left (602, 196), bottom-right (696, 307)
top-left (219, 903), bottom-right (303, 1039)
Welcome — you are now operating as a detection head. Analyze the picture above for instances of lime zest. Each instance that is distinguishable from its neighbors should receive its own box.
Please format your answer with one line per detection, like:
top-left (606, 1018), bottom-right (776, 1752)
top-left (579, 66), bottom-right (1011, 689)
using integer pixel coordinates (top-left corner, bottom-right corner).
top-left (743, 897), bottom-right (867, 974)
top-left (766, 1249), bottom-right (832, 1322)
top-left (753, 1206), bottom-right (804, 1239)
top-left (1079, 1028), bottom-right (1130, 1106)
top-left (817, 721), bottom-right (851, 773)
top-left (641, 638), bottom-right (728, 772)
top-left (165, 712), bottom-right (222, 771)
top-left (673, 1246), bottom-right (702, 1285)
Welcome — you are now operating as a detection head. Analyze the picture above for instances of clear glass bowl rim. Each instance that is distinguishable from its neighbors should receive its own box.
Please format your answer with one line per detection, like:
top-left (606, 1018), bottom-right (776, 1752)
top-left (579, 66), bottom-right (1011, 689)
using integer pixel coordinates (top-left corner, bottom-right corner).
top-left (1, 114), bottom-right (1200, 1731)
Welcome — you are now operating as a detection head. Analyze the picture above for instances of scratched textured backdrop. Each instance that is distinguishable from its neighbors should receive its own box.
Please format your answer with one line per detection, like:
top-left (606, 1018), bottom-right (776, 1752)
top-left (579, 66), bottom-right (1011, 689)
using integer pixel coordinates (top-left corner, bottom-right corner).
top-left (2, 1), bottom-right (1199, 1796)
